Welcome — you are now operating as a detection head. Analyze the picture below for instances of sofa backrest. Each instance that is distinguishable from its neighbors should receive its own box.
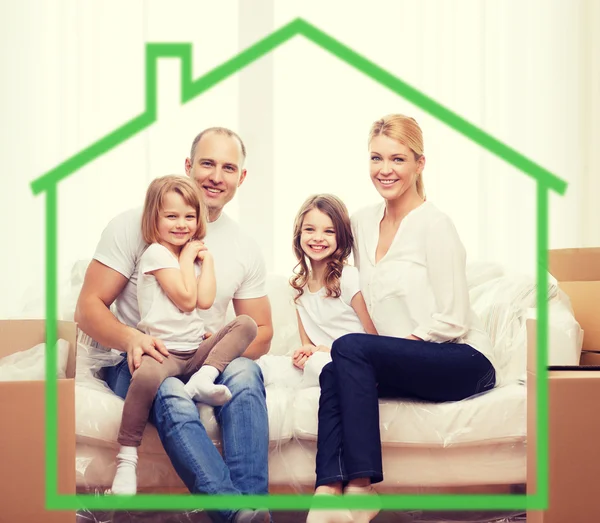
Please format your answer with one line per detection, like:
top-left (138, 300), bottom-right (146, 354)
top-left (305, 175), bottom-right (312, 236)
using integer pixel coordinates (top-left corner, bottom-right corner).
top-left (60, 260), bottom-right (582, 382)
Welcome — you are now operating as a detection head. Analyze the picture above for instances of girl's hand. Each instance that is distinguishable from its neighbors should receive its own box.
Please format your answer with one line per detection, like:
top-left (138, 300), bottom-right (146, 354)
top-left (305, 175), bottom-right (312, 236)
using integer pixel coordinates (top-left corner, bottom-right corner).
top-left (292, 345), bottom-right (315, 370)
top-left (180, 240), bottom-right (204, 262)
top-left (197, 247), bottom-right (211, 262)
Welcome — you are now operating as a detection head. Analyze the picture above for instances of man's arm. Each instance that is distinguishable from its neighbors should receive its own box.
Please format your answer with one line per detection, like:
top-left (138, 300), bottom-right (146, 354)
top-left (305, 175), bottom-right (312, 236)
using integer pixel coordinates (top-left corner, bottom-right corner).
top-left (75, 260), bottom-right (169, 373)
top-left (232, 296), bottom-right (273, 360)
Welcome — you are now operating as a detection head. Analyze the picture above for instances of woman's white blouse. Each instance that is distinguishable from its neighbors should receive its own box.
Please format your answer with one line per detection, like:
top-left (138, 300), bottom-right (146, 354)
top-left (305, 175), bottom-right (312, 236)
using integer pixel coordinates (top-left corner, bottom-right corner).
top-left (351, 201), bottom-right (494, 364)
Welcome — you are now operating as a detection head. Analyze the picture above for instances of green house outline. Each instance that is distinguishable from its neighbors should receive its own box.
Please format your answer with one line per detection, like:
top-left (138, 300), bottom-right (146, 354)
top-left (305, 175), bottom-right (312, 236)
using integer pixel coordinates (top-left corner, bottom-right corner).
top-left (31, 17), bottom-right (566, 514)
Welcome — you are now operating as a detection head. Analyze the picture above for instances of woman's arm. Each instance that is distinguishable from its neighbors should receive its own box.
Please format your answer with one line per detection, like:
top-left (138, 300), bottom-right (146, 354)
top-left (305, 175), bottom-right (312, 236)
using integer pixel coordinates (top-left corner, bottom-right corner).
top-left (195, 251), bottom-right (216, 310)
top-left (350, 291), bottom-right (378, 335)
top-left (411, 216), bottom-right (471, 342)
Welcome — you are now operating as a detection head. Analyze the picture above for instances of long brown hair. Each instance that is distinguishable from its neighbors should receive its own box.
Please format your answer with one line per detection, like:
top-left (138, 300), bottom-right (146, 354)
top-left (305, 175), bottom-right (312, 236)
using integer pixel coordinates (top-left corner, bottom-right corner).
top-left (290, 194), bottom-right (353, 302)
top-left (141, 175), bottom-right (208, 245)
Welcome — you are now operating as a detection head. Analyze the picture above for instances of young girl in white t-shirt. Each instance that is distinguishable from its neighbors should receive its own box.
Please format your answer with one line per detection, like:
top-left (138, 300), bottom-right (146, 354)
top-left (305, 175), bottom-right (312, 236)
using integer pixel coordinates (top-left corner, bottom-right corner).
top-left (111, 175), bottom-right (257, 495)
top-left (289, 194), bottom-right (377, 376)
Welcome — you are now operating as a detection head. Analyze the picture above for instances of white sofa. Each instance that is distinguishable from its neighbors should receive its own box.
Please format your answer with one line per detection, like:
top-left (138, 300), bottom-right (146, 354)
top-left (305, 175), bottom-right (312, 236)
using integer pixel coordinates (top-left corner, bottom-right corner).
top-left (68, 261), bottom-right (582, 494)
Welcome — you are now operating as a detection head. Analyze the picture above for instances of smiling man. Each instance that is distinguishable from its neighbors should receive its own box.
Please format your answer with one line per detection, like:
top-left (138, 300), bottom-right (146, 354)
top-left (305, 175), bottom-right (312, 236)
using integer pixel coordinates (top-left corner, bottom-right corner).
top-left (75, 127), bottom-right (273, 523)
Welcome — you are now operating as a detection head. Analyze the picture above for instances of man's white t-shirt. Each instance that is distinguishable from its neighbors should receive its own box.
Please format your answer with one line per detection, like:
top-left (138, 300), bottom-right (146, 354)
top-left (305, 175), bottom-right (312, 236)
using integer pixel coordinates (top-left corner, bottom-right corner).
top-left (93, 207), bottom-right (266, 342)
top-left (295, 265), bottom-right (366, 348)
top-left (136, 243), bottom-right (205, 351)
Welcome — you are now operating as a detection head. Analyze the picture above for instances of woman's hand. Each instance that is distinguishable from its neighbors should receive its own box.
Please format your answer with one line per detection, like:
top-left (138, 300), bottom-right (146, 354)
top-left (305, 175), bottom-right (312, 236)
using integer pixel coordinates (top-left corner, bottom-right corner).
top-left (292, 344), bottom-right (316, 370)
top-left (406, 334), bottom-right (423, 341)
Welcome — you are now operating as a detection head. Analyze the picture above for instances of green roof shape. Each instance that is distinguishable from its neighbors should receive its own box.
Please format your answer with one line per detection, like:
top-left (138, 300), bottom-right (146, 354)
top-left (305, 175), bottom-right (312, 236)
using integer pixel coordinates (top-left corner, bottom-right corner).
top-left (30, 17), bottom-right (567, 196)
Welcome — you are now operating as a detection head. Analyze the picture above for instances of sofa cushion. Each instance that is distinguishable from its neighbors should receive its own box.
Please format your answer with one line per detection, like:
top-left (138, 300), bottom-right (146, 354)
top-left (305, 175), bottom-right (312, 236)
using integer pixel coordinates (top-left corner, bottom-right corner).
top-left (75, 382), bottom-right (295, 453)
top-left (292, 382), bottom-right (527, 447)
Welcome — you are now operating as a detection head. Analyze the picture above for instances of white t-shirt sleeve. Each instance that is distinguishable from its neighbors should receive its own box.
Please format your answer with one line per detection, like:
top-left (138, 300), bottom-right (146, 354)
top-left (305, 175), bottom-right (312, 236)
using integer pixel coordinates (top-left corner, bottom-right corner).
top-left (412, 216), bottom-right (471, 343)
top-left (93, 209), bottom-right (143, 279)
top-left (340, 265), bottom-right (361, 305)
top-left (139, 243), bottom-right (179, 274)
top-left (233, 238), bottom-right (267, 300)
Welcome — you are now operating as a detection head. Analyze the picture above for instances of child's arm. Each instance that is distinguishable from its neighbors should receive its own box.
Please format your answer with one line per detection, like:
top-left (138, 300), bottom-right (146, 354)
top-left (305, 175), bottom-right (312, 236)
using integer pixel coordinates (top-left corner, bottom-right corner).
top-left (293, 310), bottom-right (317, 369)
top-left (195, 250), bottom-right (216, 310)
top-left (351, 291), bottom-right (378, 335)
top-left (150, 242), bottom-right (201, 313)
top-left (296, 309), bottom-right (314, 347)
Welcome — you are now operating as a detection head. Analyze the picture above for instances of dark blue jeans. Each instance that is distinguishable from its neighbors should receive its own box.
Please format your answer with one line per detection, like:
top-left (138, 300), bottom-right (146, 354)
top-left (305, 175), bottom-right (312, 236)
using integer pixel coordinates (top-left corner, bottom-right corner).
top-left (315, 333), bottom-right (496, 487)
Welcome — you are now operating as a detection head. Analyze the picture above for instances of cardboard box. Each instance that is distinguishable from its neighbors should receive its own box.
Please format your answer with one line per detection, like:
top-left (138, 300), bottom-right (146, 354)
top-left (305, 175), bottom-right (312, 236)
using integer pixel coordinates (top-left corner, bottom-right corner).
top-left (580, 351), bottom-right (600, 366)
top-left (0, 320), bottom-right (76, 523)
top-left (527, 319), bottom-right (600, 523)
top-left (549, 248), bottom-right (600, 352)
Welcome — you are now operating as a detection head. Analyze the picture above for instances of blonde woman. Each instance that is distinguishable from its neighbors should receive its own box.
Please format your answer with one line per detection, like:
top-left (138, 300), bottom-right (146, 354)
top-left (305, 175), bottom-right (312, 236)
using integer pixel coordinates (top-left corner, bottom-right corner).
top-left (307, 115), bottom-right (496, 523)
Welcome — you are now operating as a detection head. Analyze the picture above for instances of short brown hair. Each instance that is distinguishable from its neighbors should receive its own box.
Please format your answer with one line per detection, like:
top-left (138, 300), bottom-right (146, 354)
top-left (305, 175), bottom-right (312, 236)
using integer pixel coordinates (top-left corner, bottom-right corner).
top-left (290, 194), bottom-right (354, 303)
top-left (141, 175), bottom-right (207, 245)
top-left (189, 127), bottom-right (247, 163)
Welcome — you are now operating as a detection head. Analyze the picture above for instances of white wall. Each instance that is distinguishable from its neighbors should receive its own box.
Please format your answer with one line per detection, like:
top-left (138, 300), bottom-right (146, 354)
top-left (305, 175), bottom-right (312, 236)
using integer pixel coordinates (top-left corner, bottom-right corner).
top-left (0, 0), bottom-right (598, 318)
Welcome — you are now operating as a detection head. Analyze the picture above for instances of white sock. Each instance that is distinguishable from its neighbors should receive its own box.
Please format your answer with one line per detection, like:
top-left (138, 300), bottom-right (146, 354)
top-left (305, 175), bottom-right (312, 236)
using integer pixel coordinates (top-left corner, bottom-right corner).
top-left (111, 445), bottom-right (138, 495)
top-left (184, 365), bottom-right (232, 406)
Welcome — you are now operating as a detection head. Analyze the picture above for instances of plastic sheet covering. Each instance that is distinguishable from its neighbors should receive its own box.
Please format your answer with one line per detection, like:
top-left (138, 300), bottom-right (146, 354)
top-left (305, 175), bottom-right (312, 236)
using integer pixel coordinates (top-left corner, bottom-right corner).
top-left (0, 338), bottom-right (70, 380)
top-left (74, 507), bottom-right (526, 522)
top-left (65, 261), bottom-right (580, 522)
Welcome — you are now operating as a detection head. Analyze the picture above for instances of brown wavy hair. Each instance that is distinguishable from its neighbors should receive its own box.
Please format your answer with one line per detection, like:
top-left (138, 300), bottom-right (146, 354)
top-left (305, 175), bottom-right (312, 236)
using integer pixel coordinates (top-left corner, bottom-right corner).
top-left (141, 175), bottom-right (208, 245)
top-left (290, 194), bottom-right (354, 303)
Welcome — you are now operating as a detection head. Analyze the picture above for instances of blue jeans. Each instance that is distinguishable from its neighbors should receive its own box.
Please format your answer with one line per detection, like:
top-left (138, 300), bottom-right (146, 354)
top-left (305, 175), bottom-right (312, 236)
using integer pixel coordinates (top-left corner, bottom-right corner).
top-left (104, 356), bottom-right (270, 523)
top-left (315, 333), bottom-right (496, 487)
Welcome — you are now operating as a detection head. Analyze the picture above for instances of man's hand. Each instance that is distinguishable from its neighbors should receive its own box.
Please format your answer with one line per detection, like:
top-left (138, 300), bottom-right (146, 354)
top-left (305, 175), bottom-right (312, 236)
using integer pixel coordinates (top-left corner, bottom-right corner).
top-left (125, 331), bottom-right (170, 375)
top-left (292, 344), bottom-right (316, 370)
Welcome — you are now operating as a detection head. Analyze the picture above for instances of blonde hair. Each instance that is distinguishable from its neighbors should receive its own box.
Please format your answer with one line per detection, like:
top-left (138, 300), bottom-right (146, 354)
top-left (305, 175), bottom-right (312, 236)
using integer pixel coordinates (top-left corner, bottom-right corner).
top-left (141, 175), bottom-right (207, 245)
top-left (369, 114), bottom-right (425, 199)
top-left (290, 194), bottom-right (353, 303)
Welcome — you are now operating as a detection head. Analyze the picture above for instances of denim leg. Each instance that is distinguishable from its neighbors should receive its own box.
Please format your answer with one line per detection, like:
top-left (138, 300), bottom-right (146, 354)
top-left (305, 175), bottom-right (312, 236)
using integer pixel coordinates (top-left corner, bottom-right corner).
top-left (153, 377), bottom-right (240, 523)
top-left (213, 358), bottom-right (270, 497)
top-left (330, 333), bottom-right (497, 484)
top-left (104, 357), bottom-right (270, 522)
top-left (103, 355), bottom-right (132, 399)
top-left (314, 362), bottom-right (347, 487)
top-left (330, 336), bottom-right (383, 484)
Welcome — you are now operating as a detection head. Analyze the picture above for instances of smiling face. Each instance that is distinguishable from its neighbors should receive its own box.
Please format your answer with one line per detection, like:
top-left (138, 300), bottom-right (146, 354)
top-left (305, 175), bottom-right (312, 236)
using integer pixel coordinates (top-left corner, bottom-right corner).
top-left (185, 131), bottom-right (246, 221)
top-left (156, 191), bottom-right (199, 253)
top-left (369, 134), bottom-right (425, 203)
top-left (299, 208), bottom-right (338, 264)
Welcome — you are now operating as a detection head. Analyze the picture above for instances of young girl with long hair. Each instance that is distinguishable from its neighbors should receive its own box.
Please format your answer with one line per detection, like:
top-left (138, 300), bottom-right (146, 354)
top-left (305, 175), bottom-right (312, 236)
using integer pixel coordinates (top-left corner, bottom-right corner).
top-left (111, 175), bottom-right (257, 495)
top-left (289, 194), bottom-right (377, 373)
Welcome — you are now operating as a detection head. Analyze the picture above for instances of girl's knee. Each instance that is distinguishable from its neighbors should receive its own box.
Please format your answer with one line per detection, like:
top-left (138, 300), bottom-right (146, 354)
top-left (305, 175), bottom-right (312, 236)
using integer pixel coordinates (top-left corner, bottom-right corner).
top-left (131, 362), bottom-right (165, 392)
top-left (236, 314), bottom-right (258, 341)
